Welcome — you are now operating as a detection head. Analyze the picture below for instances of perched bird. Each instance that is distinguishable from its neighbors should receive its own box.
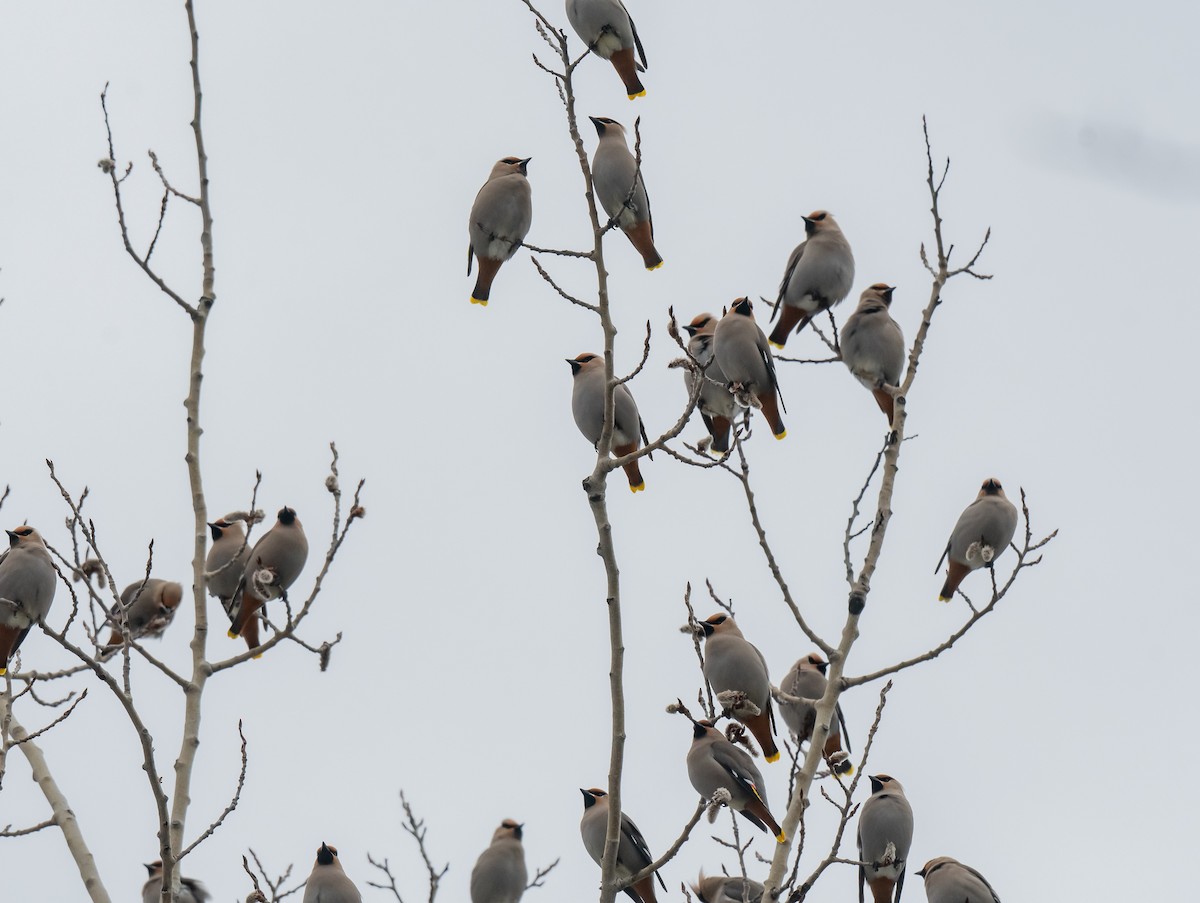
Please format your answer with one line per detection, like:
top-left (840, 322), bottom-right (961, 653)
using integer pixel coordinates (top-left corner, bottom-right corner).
top-left (101, 578), bottom-right (185, 657)
top-left (565, 0), bottom-right (648, 99)
top-left (568, 352), bottom-right (650, 493)
top-left (579, 787), bottom-right (666, 903)
top-left (682, 313), bottom-right (736, 454)
top-left (205, 518), bottom-right (251, 612)
top-left (935, 479), bottom-right (1019, 601)
top-left (142, 860), bottom-right (211, 903)
top-left (698, 614), bottom-right (778, 762)
top-left (691, 873), bottom-right (764, 903)
top-left (769, 211), bottom-right (854, 348)
top-left (589, 117), bottom-right (662, 270)
top-left (917, 857), bottom-right (1001, 903)
top-left (857, 774), bottom-right (914, 903)
top-left (0, 526), bottom-right (57, 676)
top-left (470, 819), bottom-right (528, 903)
top-left (686, 720), bottom-right (785, 843)
top-left (228, 507), bottom-right (309, 653)
top-left (840, 284), bottom-right (905, 422)
top-left (303, 843), bottom-right (362, 903)
top-left (468, 156), bottom-right (533, 305)
top-left (713, 299), bottom-right (786, 439)
top-left (777, 652), bottom-right (853, 775)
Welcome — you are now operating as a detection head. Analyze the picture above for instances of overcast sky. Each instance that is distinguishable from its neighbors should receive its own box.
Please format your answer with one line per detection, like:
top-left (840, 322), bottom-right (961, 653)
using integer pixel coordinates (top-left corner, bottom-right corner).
top-left (1, 1), bottom-right (1198, 901)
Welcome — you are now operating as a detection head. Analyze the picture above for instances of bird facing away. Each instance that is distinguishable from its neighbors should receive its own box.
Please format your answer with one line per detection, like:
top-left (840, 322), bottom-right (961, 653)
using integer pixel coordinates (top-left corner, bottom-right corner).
top-left (467, 156), bottom-right (533, 306)
top-left (692, 873), bottom-right (765, 903)
top-left (303, 843), bottom-right (362, 903)
top-left (777, 652), bottom-right (853, 775)
top-left (935, 479), bottom-right (1019, 601)
top-left (589, 117), bottom-right (662, 270)
top-left (0, 526), bottom-right (56, 676)
top-left (683, 313), bottom-right (736, 455)
top-left (916, 857), bottom-right (1001, 903)
top-left (713, 299), bottom-right (786, 439)
top-left (579, 787), bottom-right (666, 903)
top-left (857, 774), bottom-right (914, 903)
top-left (470, 819), bottom-right (528, 903)
top-left (568, 352), bottom-right (650, 492)
top-left (227, 507), bottom-right (309, 654)
top-left (769, 210), bottom-right (855, 348)
top-left (101, 578), bottom-right (185, 658)
top-left (686, 720), bottom-right (785, 843)
top-left (840, 284), bottom-right (905, 422)
top-left (565, 0), bottom-right (648, 99)
top-left (142, 860), bottom-right (211, 903)
top-left (205, 518), bottom-right (251, 611)
top-left (698, 613), bottom-right (778, 762)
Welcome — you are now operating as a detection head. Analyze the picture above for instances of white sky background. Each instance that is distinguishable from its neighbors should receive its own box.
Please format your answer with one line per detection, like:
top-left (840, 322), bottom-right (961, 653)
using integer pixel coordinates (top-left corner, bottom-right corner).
top-left (1, 1), bottom-right (1197, 900)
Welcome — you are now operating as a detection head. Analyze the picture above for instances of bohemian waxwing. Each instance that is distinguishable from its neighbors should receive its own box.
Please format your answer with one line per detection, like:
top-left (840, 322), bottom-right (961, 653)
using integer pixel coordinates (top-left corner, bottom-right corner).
top-left (840, 284), bottom-right (905, 422)
top-left (467, 156), bottom-right (533, 306)
top-left (768, 211), bottom-right (854, 349)
top-left (568, 353), bottom-right (650, 493)
top-left (713, 299), bottom-right (786, 440)
top-left (205, 518), bottom-right (251, 611)
top-left (142, 860), bottom-right (211, 903)
top-left (857, 774), bottom-right (914, 903)
top-left (916, 857), bottom-right (1001, 903)
top-left (698, 614), bottom-right (778, 762)
top-left (935, 479), bottom-right (1019, 601)
top-left (686, 721), bottom-right (785, 843)
top-left (682, 313), bottom-right (736, 455)
top-left (589, 117), bottom-right (662, 270)
top-left (691, 873), bottom-right (764, 903)
top-left (579, 788), bottom-right (666, 903)
top-left (777, 653), bottom-right (853, 775)
top-left (0, 526), bottom-right (56, 676)
top-left (228, 507), bottom-right (308, 653)
top-left (303, 843), bottom-right (362, 903)
top-left (565, 0), bottom-right (648, 99)
top-left (470, 819), bottom-right (528, 903)
top-left (101, 578), bottom-right (185, 657)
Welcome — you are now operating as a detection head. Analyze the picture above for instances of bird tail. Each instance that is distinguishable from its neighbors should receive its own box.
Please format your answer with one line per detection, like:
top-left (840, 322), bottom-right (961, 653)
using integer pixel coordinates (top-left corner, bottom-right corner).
top-left (757, 391), bottom-right (787, 440)
top-left (871, 388), bottom-right (895, 422)
top-left (744, 710), bottom-right (780, 763)
top-left (629, 875), bottom-right (659, 903)
top-left (743, 796), bottom-right (786, 843)
top-left (768, 306), bottom-right (805, 348)
top-left (471, 257), bottom-right (502, 306)
top-left (938, 560), bottom-right (970, 601)
top-left (709, 415), bottom-right (731, 453)
top-left (868, 876), bottom-right (898, 903)
top-left (614, 442), bottom-right (645, 493)
top-left (0, 624), bottom-right (24, 675)
top-left (610, 47), bottom-right (646, 99)
top-left (623, 220), bottom-right (662, 270)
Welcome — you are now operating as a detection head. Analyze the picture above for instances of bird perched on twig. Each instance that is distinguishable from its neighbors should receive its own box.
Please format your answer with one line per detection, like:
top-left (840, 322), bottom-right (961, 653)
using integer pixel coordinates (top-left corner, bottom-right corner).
top-left (579, 787), bottom-right (666, 903)
top-left (697, 613), bottom-right (778, 762)
top-left (142, 860), bottom-right (211, 903)
top-left (0, 525), bottom-right (56, 676)
top-left (302, 842), bottom-right (362, 903)
top-left (713, 299), bottom-right (786, 440)
top-left (691, 873), bottom-right (764, 903)
top-left (566, 0), bottom-right (649, 99)
top-left (100, 578), bottom-right (184, 658)
top-left (227, 507), bottom-right (308, 654)
top-left (682, 313), bottom-right (736, 455)
top-left (568, 352), bottom-right (650, 493)
top-left (777, 652), bottom-right (853, 775)
top-left (686, 720), bottom-right (785, 842)
top-left (589, 117), bottom-right (662, 270)
top-left (857, 774), bottom-right (914, 903)
top-left (935, 478), bottom-right (1018, 601)
top-left (470, 819), bottom-right (528, 903)
top-left (468, 156), bottom-right (533, 306)
top-left (840, 284), bottom-right (905, 422)
top-left (769, 210), bottom-right (854, 349)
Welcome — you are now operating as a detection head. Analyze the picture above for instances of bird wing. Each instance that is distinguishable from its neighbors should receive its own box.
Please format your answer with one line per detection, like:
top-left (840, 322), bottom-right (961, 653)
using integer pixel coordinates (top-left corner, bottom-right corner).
top-left (620, 813), bottom-right (655, 870)
top-left (772, 242), bottom-right (806, 320)
top-left (623, 3), bottom-right (648, 69)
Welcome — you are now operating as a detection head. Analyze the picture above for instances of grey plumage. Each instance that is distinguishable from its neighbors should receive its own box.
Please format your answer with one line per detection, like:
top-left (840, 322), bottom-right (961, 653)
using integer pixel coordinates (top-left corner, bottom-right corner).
top-left (568, 352), bottom-right (649, 492)
top-left (205, 518), bottom-right (251, 607)
top-left (468, 157), bottom-right (533, 305)
top-left (857, 774), bottom-right (914, 903)
top-left (142, 861), bottom-right (211, 903)
top-left (917, 857), bottom-right (1001, 903)
top-left (229, 507), bottom-right (309, 651)
top-left (777, 653), bottom-right (853, 775)
top-left (565, 0), bottom-right (648, 98)
top-left (470, 820), bottom-right (527, 903)
top-left (713, 299), bottom-right (786, 439)
top-left (692, 874), bottom-right (764, 903)
top-left (840, 284), bottom-right (905, 421)
top-left (768, 211), bottom-right (855, 348)
top-left (0, 526), bottom-right (57, 675)
top-left (303, 843), bottom-right (362, 903)
top-left (686, 721), bottom-right (784, 842)
top-left (935, 479), bottom-right (1019, 601)
top-left (682, 313), bottom-right (736, 454)
top-left (102, 578), bottom-right (184, 657)
top-left (579, 788), bottom-right (664, 903)
top-left (589, 117), bottom-right (662, 269)
top-left (698, 614), bottom-right (777, 762)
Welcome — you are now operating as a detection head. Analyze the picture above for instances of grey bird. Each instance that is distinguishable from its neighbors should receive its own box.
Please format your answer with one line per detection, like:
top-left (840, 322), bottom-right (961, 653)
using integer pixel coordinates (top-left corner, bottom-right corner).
top-left (579, 787), bottom-right (666, 903)
top-left (857, 774), bottom-right (914, 903)
top-left (0, 526), bottom-right (56, 676)
top-left (568, 352), bottom-right (650, 492)
top-left (698, 614), bottom-right (778, 762)
top-left (205, 518), bottom-right (251, 610)
top-left (142, 860), bottom-right (211, 903)
top-left (470, 819), bottom-right (528, 903)
top-left (686, 721), bottom-right (785, 842)
top-left (682, 313), bottom-right (736, 455)
top-left (589, 117), bottom-right (662, 270)
top-left (303, 843), bottom-right (362, 903)
top-left (713, 299), bottom-right (786, 439)
top-left (228, 507), bottom-right (309, 653)
top-left (101, 578), bottom-right (185, 657)
top-left (468, 156), bottom-right (533, 306)
top-left (840, 284), bottom-right (905, 422)
top-left (769, 211), bottom-right (855, 348)
top-left (565, 0), bottom-right (648, 99)
top-left (691, 873), bottom-right (764, 903)
top-left (777, 652), bottom-right (853, 775)
top-left (935, 479), bottom-right (1019, 601)
top-left (917, 857), bottom-right (1001, 903)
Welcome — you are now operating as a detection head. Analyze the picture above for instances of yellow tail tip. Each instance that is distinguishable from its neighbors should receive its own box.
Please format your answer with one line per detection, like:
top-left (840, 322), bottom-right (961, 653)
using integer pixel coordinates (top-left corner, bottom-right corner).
top-left (765, 751), bottom-right (781, 763)
top-left (937, 594), bottom-right (951, 602)
top-left (227, 629), bottom-right (238, 639)
top-left (252, 652), bottom-right (264, 660)
top-left (630, 482), bottom-right (646, 493)
top-left (774, 429), bottom-right (787, 440)
top-left (0, 666), bottom-right (7, 676)
top-left (628, 90), bottom-right (647, 100)
top-left (775, 832), bottom-right (787, 844)
top-left (469, 296), bottom-right (489, 307)
top-left (646, 260), bottom-right (664, 271)
top-left (769, 340), bottom-right (785, 350)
